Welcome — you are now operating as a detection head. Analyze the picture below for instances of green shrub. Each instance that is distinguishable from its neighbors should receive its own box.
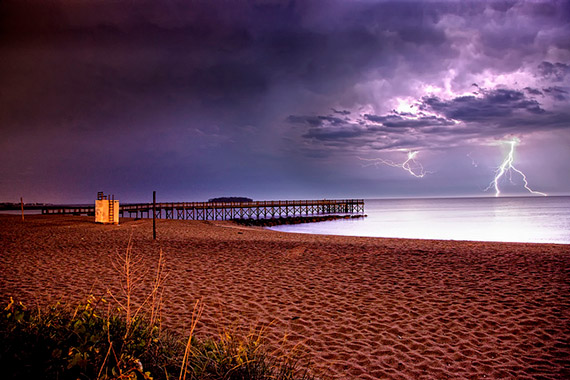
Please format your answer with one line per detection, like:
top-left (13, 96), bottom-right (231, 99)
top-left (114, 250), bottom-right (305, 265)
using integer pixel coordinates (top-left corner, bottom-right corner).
top-left (0, 297), bottom-right (180, 380)
top-left (0, 298), bottom-right (315, 380)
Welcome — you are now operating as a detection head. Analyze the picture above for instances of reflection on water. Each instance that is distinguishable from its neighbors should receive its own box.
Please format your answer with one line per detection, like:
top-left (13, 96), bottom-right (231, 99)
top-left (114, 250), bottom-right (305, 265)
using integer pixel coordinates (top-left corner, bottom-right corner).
top-left (269, 196), bottom-right (570, 244)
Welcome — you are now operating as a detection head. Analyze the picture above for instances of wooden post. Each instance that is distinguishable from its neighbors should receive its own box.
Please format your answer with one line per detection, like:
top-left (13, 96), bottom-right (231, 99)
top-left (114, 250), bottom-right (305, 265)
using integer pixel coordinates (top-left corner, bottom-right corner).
top-left (153, 191), bottom-right (156, 240)
top-left (20, 197), bottom-right (24, 221)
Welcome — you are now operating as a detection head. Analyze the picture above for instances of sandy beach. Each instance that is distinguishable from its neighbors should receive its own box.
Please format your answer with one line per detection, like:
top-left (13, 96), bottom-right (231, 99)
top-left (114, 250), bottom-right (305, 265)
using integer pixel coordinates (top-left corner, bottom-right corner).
top-left (1, 215), bottom-right (569, 379)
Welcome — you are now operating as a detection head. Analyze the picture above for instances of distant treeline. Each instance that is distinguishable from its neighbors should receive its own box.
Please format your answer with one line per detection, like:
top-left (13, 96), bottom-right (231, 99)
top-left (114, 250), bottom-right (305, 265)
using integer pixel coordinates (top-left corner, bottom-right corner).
top-left (232, 214), bottom-right (366, 227)
top-left (208, 197), bottom-right (253, 203)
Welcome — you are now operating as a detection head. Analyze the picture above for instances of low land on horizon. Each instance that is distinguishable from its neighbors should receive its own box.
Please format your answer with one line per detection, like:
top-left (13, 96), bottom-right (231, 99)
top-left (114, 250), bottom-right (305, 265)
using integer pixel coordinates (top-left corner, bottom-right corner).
top-left (0, 215), bottom-right (568, 379)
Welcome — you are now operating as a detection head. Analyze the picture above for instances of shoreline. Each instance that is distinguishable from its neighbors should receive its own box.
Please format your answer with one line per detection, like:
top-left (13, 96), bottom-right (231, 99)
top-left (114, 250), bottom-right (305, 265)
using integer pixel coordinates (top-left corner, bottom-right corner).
top-left (267, 225), bottom-right (570, 246)
top-left (1, 215), bottom-right (569, 379)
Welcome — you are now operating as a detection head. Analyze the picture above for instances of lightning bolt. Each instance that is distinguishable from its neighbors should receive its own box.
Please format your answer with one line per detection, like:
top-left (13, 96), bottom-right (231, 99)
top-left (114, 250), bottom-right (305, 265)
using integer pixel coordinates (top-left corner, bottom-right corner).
top-left (358, 150), bottom-right (428, 178)
top-left (485, 139), bottom-right (547, 197)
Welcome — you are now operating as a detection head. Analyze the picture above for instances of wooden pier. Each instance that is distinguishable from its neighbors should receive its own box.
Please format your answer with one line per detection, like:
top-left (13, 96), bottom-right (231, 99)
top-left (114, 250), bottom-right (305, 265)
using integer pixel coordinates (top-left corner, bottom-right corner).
top-left (41, 199), bottom-right (365, 220)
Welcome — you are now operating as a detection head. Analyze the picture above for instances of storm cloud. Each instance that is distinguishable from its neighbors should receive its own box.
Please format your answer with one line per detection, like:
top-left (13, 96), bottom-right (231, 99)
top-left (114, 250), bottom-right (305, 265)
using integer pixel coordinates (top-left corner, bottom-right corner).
top-left (289, 86), bottom-right (569, 154)
top-left (1, 0), bottom-right (569, 201)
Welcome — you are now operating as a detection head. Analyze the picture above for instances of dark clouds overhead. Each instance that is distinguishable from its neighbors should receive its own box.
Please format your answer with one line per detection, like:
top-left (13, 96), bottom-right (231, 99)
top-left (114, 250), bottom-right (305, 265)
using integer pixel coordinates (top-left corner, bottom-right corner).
top-left (289, 86), bottom-right (569, 154)
top-left (538, 61), bottom-right (570, 81)
top-left (1, 0), bottom-right (569, 202)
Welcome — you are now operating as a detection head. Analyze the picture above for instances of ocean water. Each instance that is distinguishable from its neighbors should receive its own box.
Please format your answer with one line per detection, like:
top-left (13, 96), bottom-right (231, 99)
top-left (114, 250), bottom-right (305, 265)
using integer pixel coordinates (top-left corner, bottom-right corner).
top-left (269, 196), bottom-right (570, 244)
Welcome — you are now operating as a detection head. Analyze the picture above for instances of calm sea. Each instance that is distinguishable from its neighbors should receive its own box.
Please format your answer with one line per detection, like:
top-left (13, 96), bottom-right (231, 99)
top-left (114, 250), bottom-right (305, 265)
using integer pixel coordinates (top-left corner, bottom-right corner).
top-left (269, 196), bottom-right (570, 244)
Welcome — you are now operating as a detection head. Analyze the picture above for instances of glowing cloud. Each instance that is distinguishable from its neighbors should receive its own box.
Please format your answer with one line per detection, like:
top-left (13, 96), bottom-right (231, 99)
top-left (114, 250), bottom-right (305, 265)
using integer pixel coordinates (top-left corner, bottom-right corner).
top-left (359, 151), bottom-right (428, 178)
top-left (485, 139), bottom-right (547, 197)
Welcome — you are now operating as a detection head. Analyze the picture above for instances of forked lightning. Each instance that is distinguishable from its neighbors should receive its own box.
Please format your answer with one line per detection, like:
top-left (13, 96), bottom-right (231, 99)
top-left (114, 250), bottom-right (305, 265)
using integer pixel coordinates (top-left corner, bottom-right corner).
top-left (486, 139), bottom-right (547, 197)
top-left (359, 151), bottom-right (428, 178)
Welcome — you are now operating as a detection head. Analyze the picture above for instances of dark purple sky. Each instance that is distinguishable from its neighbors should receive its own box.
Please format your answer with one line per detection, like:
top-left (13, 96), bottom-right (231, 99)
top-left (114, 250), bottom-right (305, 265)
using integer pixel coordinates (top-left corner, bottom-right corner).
top-left (1, 0), bottom-right (569, 203)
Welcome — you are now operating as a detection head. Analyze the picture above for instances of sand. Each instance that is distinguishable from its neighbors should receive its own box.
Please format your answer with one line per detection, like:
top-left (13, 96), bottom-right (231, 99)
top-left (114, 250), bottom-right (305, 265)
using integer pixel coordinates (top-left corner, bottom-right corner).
top-left (1, 215), bottom-right (569, 379)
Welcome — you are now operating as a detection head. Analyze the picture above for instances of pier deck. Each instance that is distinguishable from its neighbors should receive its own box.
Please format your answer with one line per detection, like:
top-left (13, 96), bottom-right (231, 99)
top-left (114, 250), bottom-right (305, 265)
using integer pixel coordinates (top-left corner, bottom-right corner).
top-left (41, 199), bottom-right (365, 220)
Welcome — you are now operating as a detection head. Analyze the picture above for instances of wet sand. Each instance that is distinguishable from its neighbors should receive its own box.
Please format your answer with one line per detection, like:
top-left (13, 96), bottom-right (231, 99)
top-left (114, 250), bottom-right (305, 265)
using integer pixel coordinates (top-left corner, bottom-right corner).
top-left (1, 215), bottom-right (569, 379)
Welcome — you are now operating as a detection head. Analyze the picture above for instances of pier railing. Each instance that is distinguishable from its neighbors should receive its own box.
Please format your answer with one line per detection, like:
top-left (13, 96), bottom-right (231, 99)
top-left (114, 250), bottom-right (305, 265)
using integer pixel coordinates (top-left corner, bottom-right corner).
top-left (41, 199), bottom-right (365, 220)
